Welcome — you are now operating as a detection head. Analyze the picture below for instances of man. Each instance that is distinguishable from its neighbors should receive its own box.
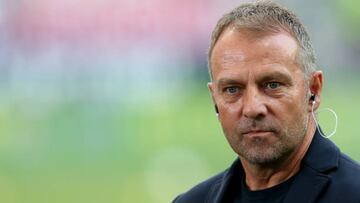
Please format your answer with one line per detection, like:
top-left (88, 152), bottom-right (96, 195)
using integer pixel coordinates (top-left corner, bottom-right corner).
top-left (173, 1), bottom-right (360, 203)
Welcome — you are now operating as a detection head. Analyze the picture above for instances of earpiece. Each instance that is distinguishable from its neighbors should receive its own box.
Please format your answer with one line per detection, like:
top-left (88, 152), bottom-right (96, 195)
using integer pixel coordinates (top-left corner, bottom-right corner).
top-left (214, 105), bottom-right (219, 114)
top-left (310, 94), bottom-right (316, 104)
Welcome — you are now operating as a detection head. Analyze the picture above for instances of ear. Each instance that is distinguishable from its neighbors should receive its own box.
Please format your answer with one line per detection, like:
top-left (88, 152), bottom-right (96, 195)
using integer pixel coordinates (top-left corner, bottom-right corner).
top-left (308, 70), bottom-right (323, 111)
top-left (207, 82), bottom-right (216, 104)
top-left (208, 82), bottom-right (221, 119)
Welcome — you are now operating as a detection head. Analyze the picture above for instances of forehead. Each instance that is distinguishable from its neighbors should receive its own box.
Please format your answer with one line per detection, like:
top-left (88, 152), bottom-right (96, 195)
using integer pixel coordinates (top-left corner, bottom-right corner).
top-left (210, 27), bottom-right (300, 81)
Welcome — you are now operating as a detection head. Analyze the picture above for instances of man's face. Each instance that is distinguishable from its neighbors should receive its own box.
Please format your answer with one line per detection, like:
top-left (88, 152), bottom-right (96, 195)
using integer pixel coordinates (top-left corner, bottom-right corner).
top-left (208, 28), bottom-right (311, 165)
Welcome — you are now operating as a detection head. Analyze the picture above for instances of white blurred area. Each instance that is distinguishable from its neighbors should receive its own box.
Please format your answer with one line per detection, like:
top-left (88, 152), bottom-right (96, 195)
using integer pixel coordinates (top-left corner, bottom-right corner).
top-left (0, 0), bottom-right (231, 105)
top-left (1, 0), bottom-right (358, 106)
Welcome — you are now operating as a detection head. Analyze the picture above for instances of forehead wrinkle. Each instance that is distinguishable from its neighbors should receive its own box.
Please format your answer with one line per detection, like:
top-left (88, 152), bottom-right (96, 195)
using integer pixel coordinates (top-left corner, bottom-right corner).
top-left (215, 62), bottom-right (295, 86)
top-left (220, 50), bottom-right (245, 67)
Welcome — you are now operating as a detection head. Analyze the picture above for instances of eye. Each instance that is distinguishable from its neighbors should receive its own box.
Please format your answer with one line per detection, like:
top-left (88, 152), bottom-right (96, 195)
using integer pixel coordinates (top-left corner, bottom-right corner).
top-left (225, 86), bottom-right (239, 94)
top-left (266, 82), bottom-right (281, 89)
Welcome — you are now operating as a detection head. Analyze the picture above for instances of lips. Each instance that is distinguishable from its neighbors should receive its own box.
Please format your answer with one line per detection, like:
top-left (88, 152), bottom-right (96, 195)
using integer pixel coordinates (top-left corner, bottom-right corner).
top-left (242, 130), bottom-right (273, 137)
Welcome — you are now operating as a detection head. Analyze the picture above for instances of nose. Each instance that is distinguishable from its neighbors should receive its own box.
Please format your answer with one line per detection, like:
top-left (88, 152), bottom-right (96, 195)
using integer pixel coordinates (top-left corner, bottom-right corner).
top-left (242, 89), bottom-right (267, 120)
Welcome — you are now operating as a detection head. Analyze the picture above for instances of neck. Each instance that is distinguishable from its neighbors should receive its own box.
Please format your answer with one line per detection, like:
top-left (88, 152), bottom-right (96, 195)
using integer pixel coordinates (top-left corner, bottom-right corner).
top-left (240, 121), bottom-right (316, 191)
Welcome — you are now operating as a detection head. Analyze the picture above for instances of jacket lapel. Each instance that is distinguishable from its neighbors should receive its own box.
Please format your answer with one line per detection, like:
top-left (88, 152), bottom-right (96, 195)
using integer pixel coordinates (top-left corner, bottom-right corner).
top-left (212, 159), bottom-right (242, 203)
top-left (283, 166), bottom-right (330, 203)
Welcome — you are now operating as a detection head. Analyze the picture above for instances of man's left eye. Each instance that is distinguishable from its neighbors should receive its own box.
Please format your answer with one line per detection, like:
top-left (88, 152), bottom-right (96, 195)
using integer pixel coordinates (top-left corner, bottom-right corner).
top-left (266, 82), bottom-right (281, 89)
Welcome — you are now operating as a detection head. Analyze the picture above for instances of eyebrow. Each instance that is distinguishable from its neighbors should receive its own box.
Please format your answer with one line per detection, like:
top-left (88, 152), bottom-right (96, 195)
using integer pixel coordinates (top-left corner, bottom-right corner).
top-left (259, 71), bottom-right (293, 85)
top-left (217, 78), bottom-right (241, 86)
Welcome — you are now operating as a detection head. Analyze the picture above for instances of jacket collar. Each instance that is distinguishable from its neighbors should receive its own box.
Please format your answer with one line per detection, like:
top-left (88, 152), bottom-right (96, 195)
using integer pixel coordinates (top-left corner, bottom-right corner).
top-left (213, 129), bottom-right (340, 203)
top-left (302, 129), bottom-right (340, 172)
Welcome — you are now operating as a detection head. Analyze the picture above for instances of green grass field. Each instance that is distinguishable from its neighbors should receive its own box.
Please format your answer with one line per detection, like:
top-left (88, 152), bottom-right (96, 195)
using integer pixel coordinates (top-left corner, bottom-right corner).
top-left (0, 76), bottom-right (359, 203)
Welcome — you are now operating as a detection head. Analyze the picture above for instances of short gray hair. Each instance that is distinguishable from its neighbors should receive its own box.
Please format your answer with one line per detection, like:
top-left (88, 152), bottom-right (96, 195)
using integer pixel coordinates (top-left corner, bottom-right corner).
top-left (208, 0), bottom-right (317, 81)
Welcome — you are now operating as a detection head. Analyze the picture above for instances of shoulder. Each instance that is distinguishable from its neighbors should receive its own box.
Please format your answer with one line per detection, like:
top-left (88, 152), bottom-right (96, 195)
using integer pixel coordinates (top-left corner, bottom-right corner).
top-left (172, 170), bottom-right (226, 203)
top-left (333, 152), bottom-right (360, 182)
top-left (321, 152), bottom-right (360, 202)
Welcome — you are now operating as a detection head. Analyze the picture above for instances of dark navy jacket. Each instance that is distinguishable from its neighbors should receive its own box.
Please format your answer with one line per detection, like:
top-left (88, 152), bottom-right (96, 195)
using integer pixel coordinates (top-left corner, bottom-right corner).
top-left (173, 130), bottom-right (360, 203)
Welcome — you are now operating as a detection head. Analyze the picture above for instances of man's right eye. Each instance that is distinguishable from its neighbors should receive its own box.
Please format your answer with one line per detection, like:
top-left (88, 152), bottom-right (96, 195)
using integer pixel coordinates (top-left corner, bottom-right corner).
top-left (225, 87), bottom-right (239, 94)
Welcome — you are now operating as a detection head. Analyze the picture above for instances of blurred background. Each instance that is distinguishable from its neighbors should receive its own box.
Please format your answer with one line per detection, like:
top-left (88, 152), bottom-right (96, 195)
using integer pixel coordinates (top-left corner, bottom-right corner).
top-left (0, 0), bottom-right (359, 202)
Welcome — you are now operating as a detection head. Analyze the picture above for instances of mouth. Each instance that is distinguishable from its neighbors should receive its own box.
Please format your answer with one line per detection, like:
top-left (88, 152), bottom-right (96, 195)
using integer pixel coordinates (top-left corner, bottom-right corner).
top-left (242, 130), bottom-right (274, 138)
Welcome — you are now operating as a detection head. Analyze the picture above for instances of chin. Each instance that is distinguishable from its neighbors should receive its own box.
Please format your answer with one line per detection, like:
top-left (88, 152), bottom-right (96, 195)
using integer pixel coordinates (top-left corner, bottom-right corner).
top-left (236, 143), bottom-right (294, 166)
top-left (243, 153), bottom-right (283, 165)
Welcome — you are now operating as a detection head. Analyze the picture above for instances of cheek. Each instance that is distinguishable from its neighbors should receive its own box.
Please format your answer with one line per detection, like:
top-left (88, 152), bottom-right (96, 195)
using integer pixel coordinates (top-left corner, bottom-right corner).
top-left (217, 102), bottom-right (241, 121)
top-left (271, 98), bottom-right (307, 124)
top-left (217, 103), bottom-right (242, 135)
